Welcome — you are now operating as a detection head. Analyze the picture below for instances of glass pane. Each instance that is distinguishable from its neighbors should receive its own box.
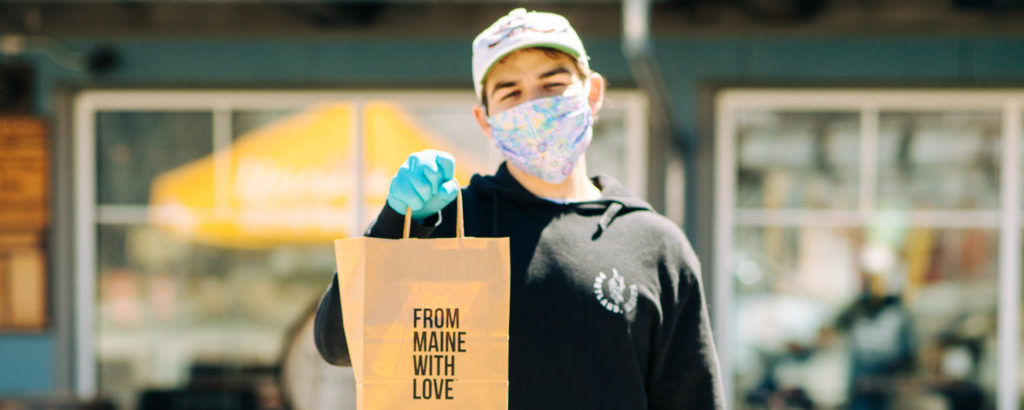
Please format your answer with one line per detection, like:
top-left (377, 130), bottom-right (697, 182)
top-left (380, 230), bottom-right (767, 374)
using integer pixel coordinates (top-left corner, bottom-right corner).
top-left (403, 101), bottom-right (499, 168)
top-left (733, 226), bottom-right (998, 409)
top-left (97, 224), bottom-right (335, 409)
top-left (735, 111), bottom-right (861, 209)
top-left (97, 104), bottom-right (356, 409)
top-left (232, 110), bottom-right (297, 139)
top-left (361, 99), bottom-right (496, 229)
top-left (877, 111), bottom-right (1001, 209)
top-left (97, 112), bottom-right (212, 205)
top-left (587, 103), bottom-right (629, 183)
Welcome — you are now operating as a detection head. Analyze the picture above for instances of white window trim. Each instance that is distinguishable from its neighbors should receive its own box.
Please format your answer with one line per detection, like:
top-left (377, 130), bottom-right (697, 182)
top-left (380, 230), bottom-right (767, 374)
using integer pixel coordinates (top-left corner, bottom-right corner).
top-left (72, 88), bottom-right (648, 397)
top-left (714, 88), bottom-right (1023, 410)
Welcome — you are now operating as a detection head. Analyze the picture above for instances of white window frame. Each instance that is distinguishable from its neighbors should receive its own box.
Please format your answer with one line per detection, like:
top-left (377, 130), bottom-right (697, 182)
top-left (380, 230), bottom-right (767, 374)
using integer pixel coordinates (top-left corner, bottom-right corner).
top-left (714, 89), bottom-right (1023, 410)
top-left (72, 88), bottom-right (648, 397)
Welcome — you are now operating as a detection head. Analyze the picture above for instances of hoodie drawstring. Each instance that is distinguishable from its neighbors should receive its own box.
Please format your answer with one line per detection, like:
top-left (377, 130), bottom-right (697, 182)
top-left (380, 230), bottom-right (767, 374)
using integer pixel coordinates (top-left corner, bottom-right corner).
top-left (595, 202), bottom-right (624, 237)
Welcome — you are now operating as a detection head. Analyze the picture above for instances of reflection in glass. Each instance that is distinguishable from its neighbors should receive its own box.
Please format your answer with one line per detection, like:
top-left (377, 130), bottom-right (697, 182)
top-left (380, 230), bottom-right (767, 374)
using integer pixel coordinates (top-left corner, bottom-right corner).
top-left (877, 112), bottom-right (1001, 210)
top-left (406, 102), bottom-right (498, 168)
top-left (735, 111), bottom-right (861, 209)
top-left (733, 227), bottom-right (997, 409)
top-left (97, 224), bottom-right (335, 409)
top-left (233, 110), bottom-right (297, 139)
top-left (588, 107), bottom-right (629, 182)
top-left (97, 112), bottom-right (213, 205)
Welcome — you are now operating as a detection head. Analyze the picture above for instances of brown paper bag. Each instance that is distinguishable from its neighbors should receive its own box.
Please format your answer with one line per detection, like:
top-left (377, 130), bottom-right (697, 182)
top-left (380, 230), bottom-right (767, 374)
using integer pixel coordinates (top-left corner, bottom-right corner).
top-left (335, 189), bottom-right (510, 409)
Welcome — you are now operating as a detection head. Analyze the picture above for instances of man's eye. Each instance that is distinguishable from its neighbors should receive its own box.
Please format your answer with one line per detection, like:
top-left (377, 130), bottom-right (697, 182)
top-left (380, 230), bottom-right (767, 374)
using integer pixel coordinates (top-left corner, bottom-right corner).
top-left (545, 83), bottom-right (567, 89)
top-left (500, 91), bottom-right (520, 101)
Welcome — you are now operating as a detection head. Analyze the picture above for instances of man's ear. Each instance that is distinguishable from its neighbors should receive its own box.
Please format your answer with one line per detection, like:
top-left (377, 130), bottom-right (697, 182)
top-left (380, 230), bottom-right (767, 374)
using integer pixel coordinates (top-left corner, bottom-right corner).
top-left (587, 72), bottom-right (606, 116)
top-left (472, 104), bottom-right (492, 139)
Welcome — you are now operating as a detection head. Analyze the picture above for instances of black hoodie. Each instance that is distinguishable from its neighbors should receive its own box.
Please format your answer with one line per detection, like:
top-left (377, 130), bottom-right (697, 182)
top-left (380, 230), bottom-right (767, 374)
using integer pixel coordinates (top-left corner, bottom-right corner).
top-left (315, 163), bottom-right (725, 409)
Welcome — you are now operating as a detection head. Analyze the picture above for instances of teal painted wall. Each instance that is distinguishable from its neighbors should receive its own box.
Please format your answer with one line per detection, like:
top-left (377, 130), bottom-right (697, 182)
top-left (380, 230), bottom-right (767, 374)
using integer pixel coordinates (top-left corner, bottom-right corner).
top-left (3, 34), bottom-right (1023, 396)
top-left (0, 336), bottom-right (55, 394)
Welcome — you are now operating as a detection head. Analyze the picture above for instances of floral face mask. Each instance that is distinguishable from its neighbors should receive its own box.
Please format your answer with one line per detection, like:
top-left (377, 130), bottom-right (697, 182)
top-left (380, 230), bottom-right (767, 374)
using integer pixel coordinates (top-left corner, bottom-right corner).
top-left (486, 83), bottom-right (593, 184)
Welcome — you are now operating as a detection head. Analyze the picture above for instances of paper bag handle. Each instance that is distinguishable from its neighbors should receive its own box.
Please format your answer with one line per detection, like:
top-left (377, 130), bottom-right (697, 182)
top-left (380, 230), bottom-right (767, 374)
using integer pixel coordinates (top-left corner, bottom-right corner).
top-left (403, 179), bottom-right (464, 239)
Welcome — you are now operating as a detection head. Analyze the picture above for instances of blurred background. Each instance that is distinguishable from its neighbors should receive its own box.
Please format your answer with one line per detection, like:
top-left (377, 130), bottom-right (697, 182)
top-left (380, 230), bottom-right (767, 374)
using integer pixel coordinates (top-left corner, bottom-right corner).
top-left (1, 0), bottom-right (1024, 409)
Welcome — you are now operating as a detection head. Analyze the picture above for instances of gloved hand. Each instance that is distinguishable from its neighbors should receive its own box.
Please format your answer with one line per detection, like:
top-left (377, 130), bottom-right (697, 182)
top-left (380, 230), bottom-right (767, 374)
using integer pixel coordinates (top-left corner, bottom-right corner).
top-left (386, 150), bottom-right (459, 222)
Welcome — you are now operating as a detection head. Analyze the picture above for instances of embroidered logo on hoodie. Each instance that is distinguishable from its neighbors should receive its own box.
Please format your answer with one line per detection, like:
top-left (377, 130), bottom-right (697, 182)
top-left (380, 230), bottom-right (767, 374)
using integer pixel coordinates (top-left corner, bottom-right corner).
top-left (593, 269), bottom-right (638, 314)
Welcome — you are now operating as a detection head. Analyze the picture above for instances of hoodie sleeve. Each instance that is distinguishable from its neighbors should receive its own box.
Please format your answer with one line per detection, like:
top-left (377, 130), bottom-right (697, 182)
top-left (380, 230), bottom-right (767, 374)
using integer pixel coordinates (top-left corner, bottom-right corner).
top-left (647, 235), bottom-right (726, 410)
top-left (313, 205), bottom-right (441, 366)
top-left (314, 272), bottom-right (351, 366)
top-left (365, 205), bottom-right (440, 239)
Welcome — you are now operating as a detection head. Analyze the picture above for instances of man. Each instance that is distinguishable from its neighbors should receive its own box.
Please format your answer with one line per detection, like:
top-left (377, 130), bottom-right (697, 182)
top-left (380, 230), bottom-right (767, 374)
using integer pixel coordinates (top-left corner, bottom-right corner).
top-left (315, 8), bottom-right (725, 409)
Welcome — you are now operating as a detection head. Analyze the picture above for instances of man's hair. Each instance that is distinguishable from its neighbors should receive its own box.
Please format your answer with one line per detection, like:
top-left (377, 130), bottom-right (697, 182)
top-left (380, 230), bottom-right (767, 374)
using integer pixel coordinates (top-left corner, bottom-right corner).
top-left (480, 47), bottom-right (590, 115)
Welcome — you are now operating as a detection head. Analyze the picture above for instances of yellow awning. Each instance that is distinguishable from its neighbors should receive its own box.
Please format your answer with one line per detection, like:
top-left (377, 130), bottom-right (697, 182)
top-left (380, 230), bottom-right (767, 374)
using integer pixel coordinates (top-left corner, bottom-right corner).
top-left (149, 101), bottom-right (486, 248)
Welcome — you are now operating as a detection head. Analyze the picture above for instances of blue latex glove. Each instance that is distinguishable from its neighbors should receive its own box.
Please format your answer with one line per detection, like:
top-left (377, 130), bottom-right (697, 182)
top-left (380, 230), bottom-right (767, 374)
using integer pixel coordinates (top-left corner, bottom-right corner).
top-left (386, 150), bottom-right (459, 222)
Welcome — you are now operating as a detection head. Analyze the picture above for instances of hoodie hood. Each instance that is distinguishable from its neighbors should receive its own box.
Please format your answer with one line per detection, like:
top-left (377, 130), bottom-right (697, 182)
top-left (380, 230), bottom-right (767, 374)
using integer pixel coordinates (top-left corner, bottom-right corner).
top-left (467, 162), bottom-right (654, 236)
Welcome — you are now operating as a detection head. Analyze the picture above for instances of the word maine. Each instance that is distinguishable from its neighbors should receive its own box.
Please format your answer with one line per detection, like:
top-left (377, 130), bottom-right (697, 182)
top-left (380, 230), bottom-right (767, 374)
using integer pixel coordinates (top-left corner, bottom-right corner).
top-left (412, 307), bottom-right (467, 400)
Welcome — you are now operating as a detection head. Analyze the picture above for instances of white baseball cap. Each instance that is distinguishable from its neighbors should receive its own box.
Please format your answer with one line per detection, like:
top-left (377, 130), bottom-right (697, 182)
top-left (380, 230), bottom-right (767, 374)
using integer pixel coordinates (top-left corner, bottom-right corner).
top-left (471, 8), bottom-right (589, 101)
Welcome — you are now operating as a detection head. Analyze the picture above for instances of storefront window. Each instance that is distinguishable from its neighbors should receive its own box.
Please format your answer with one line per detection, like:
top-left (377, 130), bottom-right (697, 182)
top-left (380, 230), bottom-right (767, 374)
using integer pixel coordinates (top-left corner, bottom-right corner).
top-left (97, 112), bottom-right (212, 205)
top-left (735, 111), bottom-right (861, 210)
top-left (718, 94), bottom-right (1014, 410)
top-left (733, 227), bottom-right (998, 408)
top-left (877, 111), bottom-right (1001, 210)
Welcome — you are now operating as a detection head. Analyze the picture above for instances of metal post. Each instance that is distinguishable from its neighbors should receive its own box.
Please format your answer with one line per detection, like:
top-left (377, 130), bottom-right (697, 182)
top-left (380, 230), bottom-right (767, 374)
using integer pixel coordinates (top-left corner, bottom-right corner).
top-left (998, 100), bottom-right (1021, 410)
top-left (713, 95), bottom-right (735, 408)
top-left (72, 95), bottom-right (97, 398)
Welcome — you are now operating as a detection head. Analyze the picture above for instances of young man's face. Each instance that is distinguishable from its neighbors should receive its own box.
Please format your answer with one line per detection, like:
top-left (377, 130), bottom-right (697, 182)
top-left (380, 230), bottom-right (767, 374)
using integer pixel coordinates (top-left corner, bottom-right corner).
top-left (472, 48), bottom-right (603, 135)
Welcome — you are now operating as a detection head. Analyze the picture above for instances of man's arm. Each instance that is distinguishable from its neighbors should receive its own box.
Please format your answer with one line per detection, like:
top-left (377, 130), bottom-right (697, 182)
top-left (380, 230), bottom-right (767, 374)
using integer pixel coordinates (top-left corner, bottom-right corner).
top-left (647, 237), bottom-right (726, 410)
top-left (365, 204), bottom-right (441, 239)
top-left (313, 205), bottom-right (441, 366)
top-left (314, 272), bottom-right (350, 366)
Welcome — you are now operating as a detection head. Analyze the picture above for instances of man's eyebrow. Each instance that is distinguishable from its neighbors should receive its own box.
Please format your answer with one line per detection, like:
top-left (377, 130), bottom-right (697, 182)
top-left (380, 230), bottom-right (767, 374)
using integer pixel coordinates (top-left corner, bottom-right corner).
top-left (489, 66), bottom-right (572, 96)
top-left (539, 66), bottom-right (571, 79)
top-left (491, 80), bottom-right (517, 96)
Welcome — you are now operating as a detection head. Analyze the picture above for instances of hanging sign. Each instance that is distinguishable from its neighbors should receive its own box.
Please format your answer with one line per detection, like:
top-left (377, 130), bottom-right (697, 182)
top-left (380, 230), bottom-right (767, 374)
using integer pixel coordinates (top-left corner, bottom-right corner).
top-left (0, 116), bottom-right (49, 330)
top-left (0, 116), bottom-right (48, 231)
top-left (0, 232), bottom-right (47, 329)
